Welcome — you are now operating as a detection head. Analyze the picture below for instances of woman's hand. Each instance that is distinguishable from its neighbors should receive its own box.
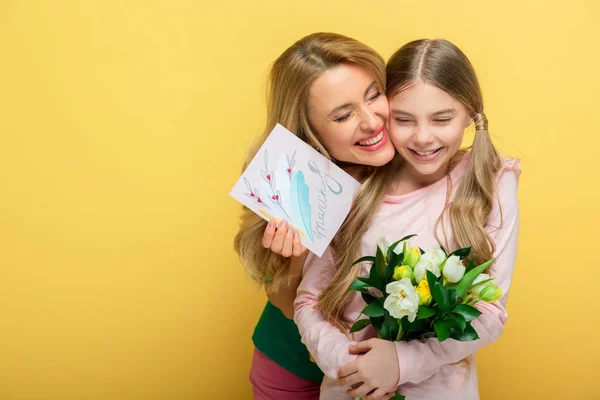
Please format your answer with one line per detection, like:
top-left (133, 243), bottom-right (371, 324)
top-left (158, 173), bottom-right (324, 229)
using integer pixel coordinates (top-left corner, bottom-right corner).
top-left (262, 219), bottom-right (306, 257)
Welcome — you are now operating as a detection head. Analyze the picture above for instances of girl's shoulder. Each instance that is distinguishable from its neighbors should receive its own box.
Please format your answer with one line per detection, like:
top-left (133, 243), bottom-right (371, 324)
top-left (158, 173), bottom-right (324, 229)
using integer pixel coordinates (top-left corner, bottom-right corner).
top-left (496, 157), bottom-right (522, 190)
top-left (500, 157), bottom-right (521, 178)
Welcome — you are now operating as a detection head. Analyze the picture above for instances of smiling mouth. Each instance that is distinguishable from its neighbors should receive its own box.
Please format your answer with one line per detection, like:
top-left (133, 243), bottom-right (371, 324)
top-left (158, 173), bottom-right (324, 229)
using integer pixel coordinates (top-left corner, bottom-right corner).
top-left (357, 131), bottom-right (384, 146)
top-left (409, 148), bottom-right (443, 156)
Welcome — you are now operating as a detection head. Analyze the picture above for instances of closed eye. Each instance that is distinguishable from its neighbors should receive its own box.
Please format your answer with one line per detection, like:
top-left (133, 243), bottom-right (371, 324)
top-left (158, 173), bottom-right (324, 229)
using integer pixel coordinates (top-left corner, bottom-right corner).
top-left (335, 112), bottom-right (352, 123)
top-left (367, 91), bottom-right (381, 102)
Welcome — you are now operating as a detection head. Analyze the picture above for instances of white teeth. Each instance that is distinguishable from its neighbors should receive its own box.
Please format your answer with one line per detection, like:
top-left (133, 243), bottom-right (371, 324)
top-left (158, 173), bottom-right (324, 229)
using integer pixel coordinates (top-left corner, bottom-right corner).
top-left (415, 149), bottom-right (437, 156)
top-left (358, 132), bottom-right (383, 146)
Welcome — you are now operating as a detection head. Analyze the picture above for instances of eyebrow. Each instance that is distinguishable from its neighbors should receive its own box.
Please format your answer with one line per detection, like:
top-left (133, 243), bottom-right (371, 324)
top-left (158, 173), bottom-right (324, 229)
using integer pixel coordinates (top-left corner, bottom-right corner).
top-left (328, 81), bottom-right (378, 117)
top-left (391, 108), bottom-right (456, 117)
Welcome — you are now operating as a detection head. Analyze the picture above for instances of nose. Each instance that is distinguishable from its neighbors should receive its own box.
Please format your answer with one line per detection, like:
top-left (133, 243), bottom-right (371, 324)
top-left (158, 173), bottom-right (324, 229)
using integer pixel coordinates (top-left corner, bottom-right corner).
top-left (413, 123), bottom-right (434, 147)
top-left (359, 106), bottom-right (380, 132)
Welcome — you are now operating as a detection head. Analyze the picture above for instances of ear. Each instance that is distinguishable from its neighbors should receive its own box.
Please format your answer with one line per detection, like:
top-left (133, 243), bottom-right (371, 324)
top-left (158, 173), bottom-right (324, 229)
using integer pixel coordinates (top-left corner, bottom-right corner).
top-left (466, 114), bottom-right (474, 128)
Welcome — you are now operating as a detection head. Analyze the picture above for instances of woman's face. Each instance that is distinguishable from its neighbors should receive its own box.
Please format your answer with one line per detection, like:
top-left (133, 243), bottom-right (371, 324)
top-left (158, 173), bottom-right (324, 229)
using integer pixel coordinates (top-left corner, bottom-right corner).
top-left (308, 64), bottom-right (395, 167)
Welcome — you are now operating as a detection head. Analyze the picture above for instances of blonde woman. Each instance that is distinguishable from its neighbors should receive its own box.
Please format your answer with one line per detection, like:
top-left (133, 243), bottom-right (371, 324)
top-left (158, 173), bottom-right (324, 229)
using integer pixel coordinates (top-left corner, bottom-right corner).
top-left (234, 33), bottom-right (397, 399)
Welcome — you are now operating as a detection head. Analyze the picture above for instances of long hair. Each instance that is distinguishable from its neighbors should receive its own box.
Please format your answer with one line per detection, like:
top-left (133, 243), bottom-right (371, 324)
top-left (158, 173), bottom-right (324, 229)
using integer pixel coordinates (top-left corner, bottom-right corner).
top-left (234, 33), bottom-right (392, 299)
top-left (319, 39), bottom-right (503, 326)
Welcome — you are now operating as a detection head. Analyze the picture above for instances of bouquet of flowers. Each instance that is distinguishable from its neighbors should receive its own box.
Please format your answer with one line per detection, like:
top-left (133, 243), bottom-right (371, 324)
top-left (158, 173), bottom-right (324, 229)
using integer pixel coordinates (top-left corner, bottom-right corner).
top-left (349, 235), bottom-right (501, 400)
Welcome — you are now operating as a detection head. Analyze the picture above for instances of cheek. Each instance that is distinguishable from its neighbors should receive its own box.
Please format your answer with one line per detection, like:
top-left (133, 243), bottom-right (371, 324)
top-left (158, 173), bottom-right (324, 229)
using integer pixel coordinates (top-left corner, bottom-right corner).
top-left (444, 124), bottom-right (466, 145)
top-left (375, 99), bottom-right (390, 120)
top-left (318, 125), bottom-right (355, 154)
top-left (388, 125), bottom-right (412, 148)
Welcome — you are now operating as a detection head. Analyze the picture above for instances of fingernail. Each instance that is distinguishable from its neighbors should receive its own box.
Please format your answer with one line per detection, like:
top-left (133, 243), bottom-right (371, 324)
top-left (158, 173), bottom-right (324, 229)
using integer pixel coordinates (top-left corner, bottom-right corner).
top-left (280, 220), bottom-right (288, 229)
top-left (294, 231), bottom-right (299, 239)
top-left (287, 226), bottom-right (293, 234)
top-left (268, 220), bottom-right (275, 228)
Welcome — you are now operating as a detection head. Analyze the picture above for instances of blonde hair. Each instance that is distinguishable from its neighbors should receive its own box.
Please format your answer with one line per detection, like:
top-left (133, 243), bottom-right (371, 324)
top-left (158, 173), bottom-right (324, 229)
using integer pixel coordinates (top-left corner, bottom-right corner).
top-left (319, 39), bottom-right (503, 327)
top-left (234, 32), bottom-right (392, 298)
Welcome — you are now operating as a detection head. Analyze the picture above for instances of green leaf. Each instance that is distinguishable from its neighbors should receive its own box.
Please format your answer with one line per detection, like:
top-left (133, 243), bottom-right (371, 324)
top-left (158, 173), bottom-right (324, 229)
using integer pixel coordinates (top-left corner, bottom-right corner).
top-left (372, 245), bottom-right (387, 282)
top-left (465, 258), bottom-right (475, 274)
top-left (426, 270), bottom-right (439, 296)
top-left (385, 252), bottom-right (404, 281)
top-left (447, 289), bottom-right (458, 308)
top-left (449, 313), bottom-right (467, 332)
top-left (389, 395), bottom-right (406, 400)
top-left (417, 306), bottom-right (437, 320)
top-left (440, 246), bottom-right (448, 256)
top-left (349, 280), bottom-right (371, 291)
top-left (450, 323), bottom-right (480, 341)
top-left (350, 318), bottom-right (371, 333)
top-left (434, 320), bottom-right (451, 342)
top-left (357, 276), bottom-right (380, 288)
top-left (363, 300), bottom-right (386, 318)
top-left (361, 291), bottom-right (376, 305)
top-left (348, 256), bottom-right (376, 270)
top-left (389, 252), bottom-right (405, 269)
top-left (468, 277), bottom-right (495, 292)
top-left (371, 316), bottom-right (385, 331)
top-left (380, 316), bottom-right (399, 340)
top-left (432, 281), bottom-right (450, 311)
top-left (403, 318), bottom-right (429, 332)
top-left (388, 234), bottom-right (418, 254)
top-left (452, 304), bottom-right (482, 322)
top-left (446, 258), bottom-right (495, 297)
top-left (449, 247), bottom-right (471, 259)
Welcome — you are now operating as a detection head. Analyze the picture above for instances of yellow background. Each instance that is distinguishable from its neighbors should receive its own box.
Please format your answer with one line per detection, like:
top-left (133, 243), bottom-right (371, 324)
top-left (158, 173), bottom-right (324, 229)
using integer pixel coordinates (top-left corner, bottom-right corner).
top-left (1, 1), bottom-right (599, 399)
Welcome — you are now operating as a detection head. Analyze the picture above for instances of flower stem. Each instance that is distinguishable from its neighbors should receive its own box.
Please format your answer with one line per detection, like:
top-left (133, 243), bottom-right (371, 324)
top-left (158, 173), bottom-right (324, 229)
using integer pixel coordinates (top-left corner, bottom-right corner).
top-left (396, 321), bottom-right (403, 341)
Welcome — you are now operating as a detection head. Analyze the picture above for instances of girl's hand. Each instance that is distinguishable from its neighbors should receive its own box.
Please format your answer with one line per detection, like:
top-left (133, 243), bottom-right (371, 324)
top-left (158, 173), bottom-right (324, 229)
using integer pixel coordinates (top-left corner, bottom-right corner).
top-left (338, 339), bottom-right (400, 399)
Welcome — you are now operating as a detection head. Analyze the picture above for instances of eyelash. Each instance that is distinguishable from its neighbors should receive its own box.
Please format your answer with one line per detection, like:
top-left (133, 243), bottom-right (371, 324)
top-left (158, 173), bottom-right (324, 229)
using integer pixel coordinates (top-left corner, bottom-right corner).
top-left (395, 118), bottom-right (452, 123)
top-left (335, 91), bottom-right (381, 123)
top-left (368, 91), bottom-right (381, 102)
top-left (335, 113), bottom-right (351, 123)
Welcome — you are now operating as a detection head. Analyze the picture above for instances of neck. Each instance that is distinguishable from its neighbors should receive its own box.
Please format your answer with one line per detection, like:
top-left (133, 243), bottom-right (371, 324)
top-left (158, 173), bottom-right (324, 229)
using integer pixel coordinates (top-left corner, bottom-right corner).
top-left (404, 162), bottom-right (449, 188)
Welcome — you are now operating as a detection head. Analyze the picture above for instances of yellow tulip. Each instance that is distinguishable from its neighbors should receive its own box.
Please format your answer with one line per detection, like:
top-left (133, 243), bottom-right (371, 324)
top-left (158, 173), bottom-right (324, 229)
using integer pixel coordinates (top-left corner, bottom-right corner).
top-left (393, 265), bottom-right (414, 282)
top-left (416, 279), bottom-right (432, 306)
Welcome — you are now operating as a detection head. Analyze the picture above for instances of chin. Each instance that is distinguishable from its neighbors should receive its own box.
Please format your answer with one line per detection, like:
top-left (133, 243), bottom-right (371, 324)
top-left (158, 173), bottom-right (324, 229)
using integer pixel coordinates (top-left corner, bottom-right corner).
top-left (357, 149), bottom-right (395, 167)
top-left (412, 164), bottom-right (443, 176)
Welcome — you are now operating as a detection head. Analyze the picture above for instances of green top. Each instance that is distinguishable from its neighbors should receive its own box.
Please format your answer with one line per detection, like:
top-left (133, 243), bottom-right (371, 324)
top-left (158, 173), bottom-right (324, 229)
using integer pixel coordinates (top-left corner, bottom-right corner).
top-left (252, 301), bottom-right (324, 382)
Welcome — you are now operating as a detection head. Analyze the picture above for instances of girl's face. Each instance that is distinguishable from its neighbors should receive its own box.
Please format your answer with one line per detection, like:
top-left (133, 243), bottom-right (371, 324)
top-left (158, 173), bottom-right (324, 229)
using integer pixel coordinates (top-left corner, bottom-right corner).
top-left (308, 64), bottom-right (395, 167)
top-left (388, 79), bottom-right (472, 183)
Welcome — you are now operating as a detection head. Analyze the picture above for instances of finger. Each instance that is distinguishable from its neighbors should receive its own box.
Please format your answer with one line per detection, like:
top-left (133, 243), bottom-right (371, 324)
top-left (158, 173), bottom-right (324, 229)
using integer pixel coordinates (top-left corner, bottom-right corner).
top-left (291, 231), bottom-right (307, 257)
top-left (338, 359), bottom-right (359, 378)
top-left (269, 220), bottom-right (288, 254)
top-left (280, 225), bottom-right (294, 257)
top-left (349, 339), bottom-right (374, 354)
top-left (347, 383), bottom-right (373, 398)
top-left (366, 387), bottom-right (390, 400)
top-left (261, 220), bottom-right (277, 248)
top-left (382, 391), bottom-right (397, 400)
top-left (337, 372), bottom-right (362, 387)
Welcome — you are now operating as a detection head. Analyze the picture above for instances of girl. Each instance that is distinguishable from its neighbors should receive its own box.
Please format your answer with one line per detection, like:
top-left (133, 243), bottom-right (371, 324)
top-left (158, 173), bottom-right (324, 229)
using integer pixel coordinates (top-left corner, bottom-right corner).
top-left (234, 32), bottom-right (398, 399)
top-left (294, 39), bottom-right (521, 400)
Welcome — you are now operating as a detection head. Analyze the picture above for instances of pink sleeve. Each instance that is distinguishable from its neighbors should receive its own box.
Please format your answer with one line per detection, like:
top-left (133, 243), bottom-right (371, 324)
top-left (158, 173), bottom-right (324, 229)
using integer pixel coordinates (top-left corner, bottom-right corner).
top-left (394, 159), bottom-right (521, 386)
top-left (294, 248), bottom-right (357, 379)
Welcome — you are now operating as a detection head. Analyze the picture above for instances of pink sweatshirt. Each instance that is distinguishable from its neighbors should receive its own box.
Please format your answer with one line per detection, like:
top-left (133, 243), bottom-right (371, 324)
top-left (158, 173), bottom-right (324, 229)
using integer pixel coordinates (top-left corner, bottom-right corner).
top-left (294, 156), bottom-right (521, 399)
